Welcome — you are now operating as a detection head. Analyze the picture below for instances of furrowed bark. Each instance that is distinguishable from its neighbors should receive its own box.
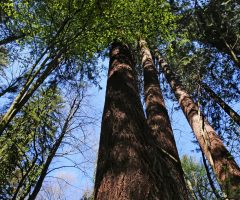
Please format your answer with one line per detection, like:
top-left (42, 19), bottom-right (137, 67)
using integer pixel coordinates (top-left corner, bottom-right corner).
top-left (156, 52), bottom-right (240, 198)
top-left (139, 39), bottom-right (188, 199)
top-left (202, 83), bottom-right (240, 126)
top-left (95, 42), bottom-right (187, 200)
top-left (94, 42), bottom-right (154, 200)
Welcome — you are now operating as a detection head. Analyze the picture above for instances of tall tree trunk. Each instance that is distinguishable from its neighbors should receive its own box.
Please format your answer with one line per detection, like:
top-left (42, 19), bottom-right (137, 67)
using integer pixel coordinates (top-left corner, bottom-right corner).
top-left (94, 42), bottom-right (155, 200)
top-left (94, 42), bottom-right (152, 199)
top-left (202, 83), bottom-right (240, 126)
top-left (94, 42), bottom-right (187, 200)
top-left (139, 39), bottom-right (188, 199)
top-left (156, 52), bottom-right (240, 198)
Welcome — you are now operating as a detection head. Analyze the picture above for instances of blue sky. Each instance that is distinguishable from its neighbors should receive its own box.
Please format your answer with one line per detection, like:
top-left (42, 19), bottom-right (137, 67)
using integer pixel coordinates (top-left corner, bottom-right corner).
top-left (3, 51), bottom-right (238, 199)
top-left (39, 58), bottom-right (203, 199)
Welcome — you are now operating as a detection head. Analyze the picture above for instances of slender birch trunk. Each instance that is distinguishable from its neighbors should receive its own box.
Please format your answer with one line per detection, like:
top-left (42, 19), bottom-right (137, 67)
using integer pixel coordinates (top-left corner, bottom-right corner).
top-left (139, 39), bottom-right (188, 199)
top-left (156, 52), bottom-right (240, 198)
top-left (202, 83), bottom-right (240, 126)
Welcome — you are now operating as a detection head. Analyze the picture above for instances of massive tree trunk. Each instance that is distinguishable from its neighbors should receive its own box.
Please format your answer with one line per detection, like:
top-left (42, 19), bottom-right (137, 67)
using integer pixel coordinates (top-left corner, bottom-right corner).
top-left (202, 83), bottom-right (240, 126)
top-left (94, 42), bottom-right (154, 199)
top-left (156, 52), bottom-right (240, 198)
top-left (94, 42), bottom-right (188, 200)
top-left (139, 39), bottom-right (188, 199)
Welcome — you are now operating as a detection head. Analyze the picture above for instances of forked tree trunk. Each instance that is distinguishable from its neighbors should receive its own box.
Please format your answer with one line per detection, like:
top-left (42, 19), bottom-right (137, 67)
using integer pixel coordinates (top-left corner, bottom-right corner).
top-left (94, 42), bottom-right (188, 200)
top-left (139, 39), bottom-right (188, 199)
top-left (202, 83), bottom-right (240, 126)
top-left (156, 52), bottom-right (240, 198)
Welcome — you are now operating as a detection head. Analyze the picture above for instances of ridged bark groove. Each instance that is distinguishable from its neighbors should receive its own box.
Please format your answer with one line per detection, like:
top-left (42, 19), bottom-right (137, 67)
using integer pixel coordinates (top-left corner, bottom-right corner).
top-left (95, 42), bottom-right (189, 200)
top-left (140, 39), bottom-right (188, 199)
top-left (94, 42), bottom-right (153, 200)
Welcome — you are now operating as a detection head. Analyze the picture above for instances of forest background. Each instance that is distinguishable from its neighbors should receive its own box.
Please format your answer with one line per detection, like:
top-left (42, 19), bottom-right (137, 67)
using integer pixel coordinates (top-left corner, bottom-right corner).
top-left (0, 0), bottom-right (239, 199)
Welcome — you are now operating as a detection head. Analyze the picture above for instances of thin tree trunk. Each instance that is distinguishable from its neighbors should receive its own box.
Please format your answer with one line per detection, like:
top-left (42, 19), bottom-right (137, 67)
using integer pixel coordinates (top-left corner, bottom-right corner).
top-left (0, 77), bottom-right (22, 97)
top-left (28, 97), bottom-right (80, 199)
top-left (185, 179), bottom-right (198, 200)
top-left (139, 39), bottom-right (188, 199)
top-left (202, 83), bottom-right (240, 126)
top-left (0, 34), bottom-right (25, 46)
top-left (0, 51), bottom-right (62, 135)
top-left (201, 151), bottom-right (221, 199)
top-left (156, 52), bottom-right (240, 198)
top-left (12, 157), bottom-right (38, 200)
top-left (223, 39), bottom-right (240, 68)
top-left (28, 133), bottom-right (64, 200)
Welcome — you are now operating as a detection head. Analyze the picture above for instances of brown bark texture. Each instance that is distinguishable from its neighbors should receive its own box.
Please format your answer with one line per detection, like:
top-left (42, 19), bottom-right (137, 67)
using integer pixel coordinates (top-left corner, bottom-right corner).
top-left (202, 83), bottom-right (240, 126)
top-left (140, 39), bottom-right (188, 199)
top-left (94, 42), bottom-right (153, 200)
top-left (94, 42), bottom-right (188, 200)
top-left (156, 52), bottom-right (240, 198)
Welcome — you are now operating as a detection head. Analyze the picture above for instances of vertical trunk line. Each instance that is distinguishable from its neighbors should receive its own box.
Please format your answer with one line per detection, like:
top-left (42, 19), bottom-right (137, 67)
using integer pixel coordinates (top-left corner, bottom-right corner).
top-left (156, 52), bottom-right (240, 198)
top-left (94, 42), bottom-right (153, 200)
top-left (95, 42), bottom-right (190, 200)
top-left (139, 39), bottom-right (188, 199)
top-left (197, 100), bottom-right (215, 170)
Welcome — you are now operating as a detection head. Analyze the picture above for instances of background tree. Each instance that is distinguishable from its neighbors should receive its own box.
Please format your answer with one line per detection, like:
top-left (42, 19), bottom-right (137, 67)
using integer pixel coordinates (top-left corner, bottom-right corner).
top-left (0, 0), bottom-right (239, 198)
top-left (181, 155), bottom-right (221, 200)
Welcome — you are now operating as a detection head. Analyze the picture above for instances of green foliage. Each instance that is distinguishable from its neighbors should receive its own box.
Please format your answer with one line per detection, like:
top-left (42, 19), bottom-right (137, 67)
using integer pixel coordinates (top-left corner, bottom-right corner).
top-left (0, 47), bottom-right (8, 69)
top-left (159, 0), bottom-right (240, 164)
top-left (181, 155), bottom-right (221, 199)
top-left (0, 0), bottom-right (239, 198)
top-left (0, 85), bottom-right (63, 199)
top-left (178, 0), bottom-right (240, 62)
top-left (95, 0), bottom-right (176, 45)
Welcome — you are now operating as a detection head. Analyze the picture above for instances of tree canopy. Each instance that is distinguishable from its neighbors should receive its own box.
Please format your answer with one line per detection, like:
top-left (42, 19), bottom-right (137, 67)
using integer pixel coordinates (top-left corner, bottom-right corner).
top-left (0, 0), bottom-right (239, 199)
